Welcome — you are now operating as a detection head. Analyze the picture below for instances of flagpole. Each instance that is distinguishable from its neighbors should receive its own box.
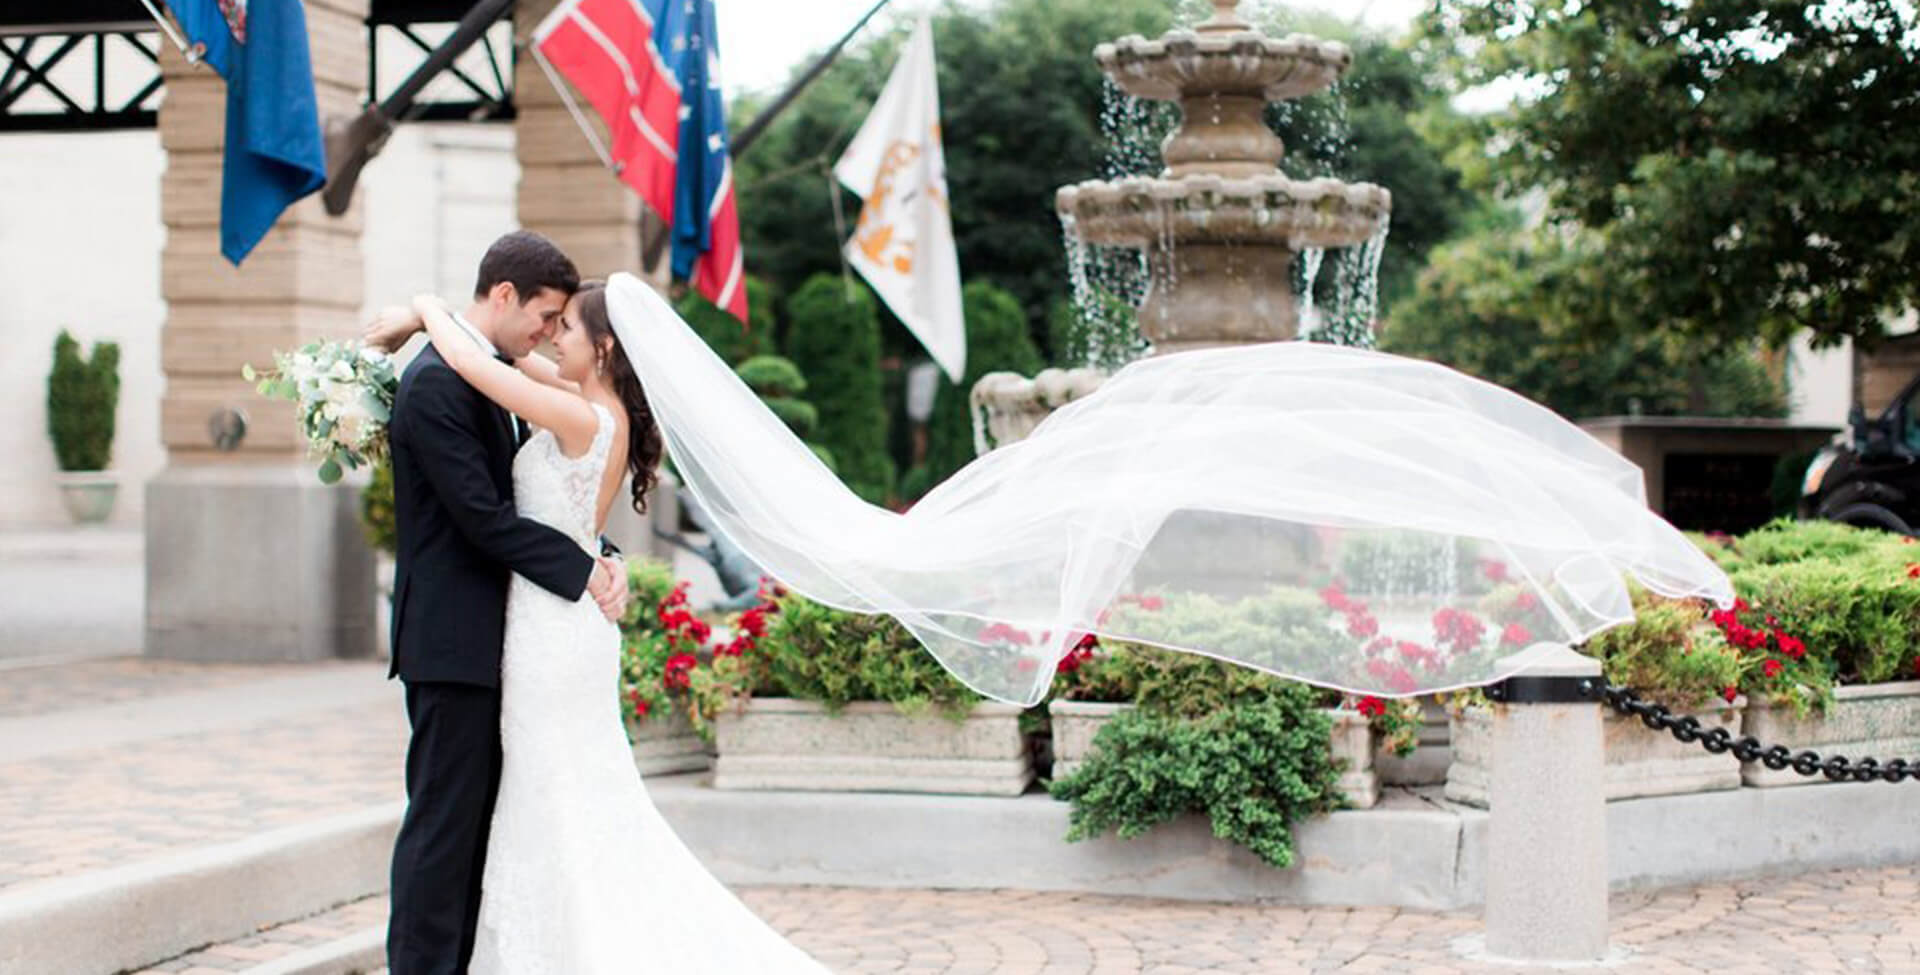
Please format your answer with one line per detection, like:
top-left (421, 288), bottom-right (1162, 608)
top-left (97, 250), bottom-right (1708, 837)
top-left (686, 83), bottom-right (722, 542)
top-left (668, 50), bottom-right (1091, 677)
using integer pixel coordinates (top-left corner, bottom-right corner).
top-left (530, 45), bottom-right (619, 174)
top-left (731, 0), bottom-right (893, 157)
top-left (133, 0), bottom-right (196, 62)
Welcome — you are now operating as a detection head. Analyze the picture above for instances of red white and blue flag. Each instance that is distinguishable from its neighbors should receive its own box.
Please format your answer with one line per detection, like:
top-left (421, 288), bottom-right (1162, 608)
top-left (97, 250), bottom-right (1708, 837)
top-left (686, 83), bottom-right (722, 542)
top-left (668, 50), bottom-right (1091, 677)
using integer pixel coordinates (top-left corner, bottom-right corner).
top-left (533, 0), bottom-right (748, 322)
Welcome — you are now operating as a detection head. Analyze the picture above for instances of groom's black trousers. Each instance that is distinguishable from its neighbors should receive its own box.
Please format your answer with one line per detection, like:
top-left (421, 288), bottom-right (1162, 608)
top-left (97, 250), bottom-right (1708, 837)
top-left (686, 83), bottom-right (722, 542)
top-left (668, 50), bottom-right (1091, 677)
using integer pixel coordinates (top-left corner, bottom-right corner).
top-left (388, 681), bottom-right (502, 975)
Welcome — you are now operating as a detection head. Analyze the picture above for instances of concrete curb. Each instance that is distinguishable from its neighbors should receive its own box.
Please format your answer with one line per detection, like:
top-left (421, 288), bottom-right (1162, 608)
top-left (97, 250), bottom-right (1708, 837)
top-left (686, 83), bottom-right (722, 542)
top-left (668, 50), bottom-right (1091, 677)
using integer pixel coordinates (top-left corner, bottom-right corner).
top-left (245, 926), bottom-right (386, 975)
top-left (0, 802), bottom-right (403, 975)
top-left (18, 773), bottom-right (1920, 974)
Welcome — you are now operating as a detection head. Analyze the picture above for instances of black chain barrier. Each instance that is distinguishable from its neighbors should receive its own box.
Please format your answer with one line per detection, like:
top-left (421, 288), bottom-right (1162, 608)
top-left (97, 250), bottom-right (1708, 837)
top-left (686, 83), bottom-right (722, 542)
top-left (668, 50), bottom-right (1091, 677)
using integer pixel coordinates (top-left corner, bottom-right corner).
top-left (1602, 685), bottom-right (1917, 784)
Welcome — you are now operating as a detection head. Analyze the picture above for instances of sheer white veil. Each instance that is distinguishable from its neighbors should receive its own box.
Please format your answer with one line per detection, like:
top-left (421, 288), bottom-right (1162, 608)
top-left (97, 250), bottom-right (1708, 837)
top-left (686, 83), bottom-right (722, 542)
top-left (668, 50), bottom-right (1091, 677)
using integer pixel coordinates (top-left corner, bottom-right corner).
top-left (604, 272), bottom-right (1732, 706)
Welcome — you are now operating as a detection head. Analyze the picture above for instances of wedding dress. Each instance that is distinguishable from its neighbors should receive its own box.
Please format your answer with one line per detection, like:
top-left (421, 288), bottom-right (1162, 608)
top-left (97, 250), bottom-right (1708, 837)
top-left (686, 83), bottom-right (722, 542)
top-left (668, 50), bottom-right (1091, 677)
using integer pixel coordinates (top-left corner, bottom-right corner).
top-left (470, 402), bottom-right (826, 973)
top-left (603, 272), bottom-right (1734, 706)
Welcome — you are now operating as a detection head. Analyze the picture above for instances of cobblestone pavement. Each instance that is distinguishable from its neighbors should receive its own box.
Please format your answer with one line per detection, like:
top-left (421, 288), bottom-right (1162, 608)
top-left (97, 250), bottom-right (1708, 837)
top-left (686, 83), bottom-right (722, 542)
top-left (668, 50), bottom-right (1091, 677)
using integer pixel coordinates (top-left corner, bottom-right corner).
top-left (139, 864), bottom-right (1920, 974)
top-left (0, 663), bottom-right (404, 891)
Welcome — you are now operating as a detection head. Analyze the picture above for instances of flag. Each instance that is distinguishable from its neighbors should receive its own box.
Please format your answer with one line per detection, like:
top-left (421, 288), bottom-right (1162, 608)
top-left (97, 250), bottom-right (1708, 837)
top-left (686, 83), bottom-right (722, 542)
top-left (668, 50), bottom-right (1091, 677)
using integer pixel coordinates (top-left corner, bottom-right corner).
top-left (171, 0), bottom-right (327, 265)
top-left (834, 16), bottom-right (965, 382)
top-left (533, 0), bottom-right (748, 323)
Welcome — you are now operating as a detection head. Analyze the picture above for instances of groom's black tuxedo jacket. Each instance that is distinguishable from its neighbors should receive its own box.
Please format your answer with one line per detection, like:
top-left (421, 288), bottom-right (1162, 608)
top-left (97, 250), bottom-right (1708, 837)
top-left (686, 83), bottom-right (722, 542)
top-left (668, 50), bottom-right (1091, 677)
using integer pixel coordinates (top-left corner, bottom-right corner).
top-left (387, 344), bottom-right (595, 688)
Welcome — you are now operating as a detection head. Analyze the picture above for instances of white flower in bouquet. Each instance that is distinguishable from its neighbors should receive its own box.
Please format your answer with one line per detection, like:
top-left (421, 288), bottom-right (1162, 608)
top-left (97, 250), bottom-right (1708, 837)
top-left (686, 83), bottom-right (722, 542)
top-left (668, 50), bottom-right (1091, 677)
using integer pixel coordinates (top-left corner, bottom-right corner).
top-left (245, 338), bottom-right (398, 485)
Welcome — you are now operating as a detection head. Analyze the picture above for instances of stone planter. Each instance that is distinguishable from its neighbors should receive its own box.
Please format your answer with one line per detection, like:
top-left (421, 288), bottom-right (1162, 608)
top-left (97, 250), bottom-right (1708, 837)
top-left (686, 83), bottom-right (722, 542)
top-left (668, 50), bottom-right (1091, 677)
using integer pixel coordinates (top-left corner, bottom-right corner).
top-left (626, 708), bottom-right (712, 776)
top-left (1373, 697), bottom-right (1451, 787)
top-left (1046, 700), bottom-right (1379, 808)
top-left (1445, 698), bottom-right (1745, 807)
top-left (712, 697), bottom-right (1033, 796)
top-left (56, 470), bottom-right (119, 524)
top-left (1740, 680), bottom-right (1920, 788)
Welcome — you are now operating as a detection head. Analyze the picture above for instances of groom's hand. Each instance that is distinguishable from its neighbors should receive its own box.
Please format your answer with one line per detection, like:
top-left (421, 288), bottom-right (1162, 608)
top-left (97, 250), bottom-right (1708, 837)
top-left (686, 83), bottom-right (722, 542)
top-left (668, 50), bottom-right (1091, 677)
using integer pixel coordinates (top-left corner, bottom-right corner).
top-left (587, 557), bottom-right (630, 623)
top-left (362, 304), bottom-right (420, 353)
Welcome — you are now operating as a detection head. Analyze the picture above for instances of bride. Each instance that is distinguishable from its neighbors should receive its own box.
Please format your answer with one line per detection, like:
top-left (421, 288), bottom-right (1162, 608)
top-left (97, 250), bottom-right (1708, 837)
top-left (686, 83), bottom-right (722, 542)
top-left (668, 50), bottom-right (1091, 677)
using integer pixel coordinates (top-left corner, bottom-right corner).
top-left (373, 281), bottom-right (827, 973)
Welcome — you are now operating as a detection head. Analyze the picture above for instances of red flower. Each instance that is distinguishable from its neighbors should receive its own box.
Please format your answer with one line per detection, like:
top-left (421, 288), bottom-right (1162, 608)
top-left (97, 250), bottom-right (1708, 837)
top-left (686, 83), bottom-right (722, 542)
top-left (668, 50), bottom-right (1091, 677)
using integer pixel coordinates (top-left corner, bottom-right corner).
top-left (737, 608), bottom-right (768, 637)
top-left (1319, 584), bottom-right (1351, 611)
top-left (1365, 658), bottom-right (1394, 680)
top-left (1912, 654), bottom-right (1920, 677)
top-left (1762, 658), bottom-right (1784, 678)
top-left (1501, 623), bottom-right (1532, 647)
top-left (661, 652), bottom-right (697, 690)
top-left (1774, 632), bottom-right (1806, 660)
top-left (1907, 563), bottom-right (1920, 580)
top-left (1364, 636), bottom-right (1393, 657)
top-left (632, 698), bottom-right (651, 719)
top-left (1386, 666), bottom-right (1419, 695)
top-left (1136, 595), bottom-right (1165, 612)
top-left (1515, 591), bottom-right (1540, 613)
top-left (1721, 685), bottom-right (1738, 703)
top-left (1347, 613), bottom-right (1379, 639)
top-left (1482, 559), bottom-right (1510, 583)
top-left (1733, 598), bottom-right (1751, 613)
top-left (1355, 696), bottom-right (1386, 718)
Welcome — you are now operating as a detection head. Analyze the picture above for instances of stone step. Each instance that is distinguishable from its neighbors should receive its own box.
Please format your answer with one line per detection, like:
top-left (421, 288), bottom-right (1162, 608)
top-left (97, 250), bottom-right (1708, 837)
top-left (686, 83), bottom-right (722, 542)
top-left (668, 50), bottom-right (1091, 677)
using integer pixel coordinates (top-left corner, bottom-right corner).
top-left (0, 804), bottom-right (401, 975)
top-left (128, 896), bottom-right (386, 975)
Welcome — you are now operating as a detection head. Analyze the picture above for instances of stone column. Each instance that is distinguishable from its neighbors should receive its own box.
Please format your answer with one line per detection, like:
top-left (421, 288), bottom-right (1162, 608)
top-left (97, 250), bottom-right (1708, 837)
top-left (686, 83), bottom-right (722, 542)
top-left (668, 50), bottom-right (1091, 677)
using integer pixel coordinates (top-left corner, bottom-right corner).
top-left (147, 0), bottom-right (377, 661)
top-left (513, 0), bottom-right (671, 556)
top-left (1483, 644), bottom-right (1610, 962)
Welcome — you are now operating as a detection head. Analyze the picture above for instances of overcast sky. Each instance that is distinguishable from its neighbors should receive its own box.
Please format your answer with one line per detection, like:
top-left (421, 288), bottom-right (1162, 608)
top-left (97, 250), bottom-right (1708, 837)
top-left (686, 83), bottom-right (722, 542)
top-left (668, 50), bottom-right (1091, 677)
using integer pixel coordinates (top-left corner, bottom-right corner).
top-left (712, 0), bottom-right (1429, 97)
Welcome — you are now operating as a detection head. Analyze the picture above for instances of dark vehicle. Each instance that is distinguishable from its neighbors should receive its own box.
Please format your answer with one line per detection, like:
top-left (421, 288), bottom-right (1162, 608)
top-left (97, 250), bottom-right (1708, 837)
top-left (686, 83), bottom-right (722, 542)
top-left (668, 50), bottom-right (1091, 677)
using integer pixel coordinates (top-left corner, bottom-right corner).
top-left (1799, 377), bottom-right (1920, 534)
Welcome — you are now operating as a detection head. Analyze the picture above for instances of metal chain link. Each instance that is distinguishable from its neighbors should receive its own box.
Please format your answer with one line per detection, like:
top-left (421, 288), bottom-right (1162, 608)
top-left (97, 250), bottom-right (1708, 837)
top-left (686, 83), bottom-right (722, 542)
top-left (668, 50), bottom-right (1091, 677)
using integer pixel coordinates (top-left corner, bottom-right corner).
top-left (1603, 685), bottom-right (1917, 784)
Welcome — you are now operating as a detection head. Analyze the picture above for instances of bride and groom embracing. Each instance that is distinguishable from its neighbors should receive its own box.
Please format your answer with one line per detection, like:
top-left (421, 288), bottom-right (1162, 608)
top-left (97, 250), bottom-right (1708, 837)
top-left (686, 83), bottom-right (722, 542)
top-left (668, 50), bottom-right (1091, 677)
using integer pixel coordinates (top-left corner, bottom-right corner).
top-left (369, 229), bottom-right (826, 973)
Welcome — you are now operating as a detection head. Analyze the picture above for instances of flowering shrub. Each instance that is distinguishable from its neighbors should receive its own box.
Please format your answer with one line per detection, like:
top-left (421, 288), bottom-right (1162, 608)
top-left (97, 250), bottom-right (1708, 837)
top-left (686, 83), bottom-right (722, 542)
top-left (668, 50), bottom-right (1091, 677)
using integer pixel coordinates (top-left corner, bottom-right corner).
top-left (691, 589), bottom-right (980, 722)
top-left (245, 339), bottom-right (396, 484)
top-left (617, 561), bottom-right (710, 728)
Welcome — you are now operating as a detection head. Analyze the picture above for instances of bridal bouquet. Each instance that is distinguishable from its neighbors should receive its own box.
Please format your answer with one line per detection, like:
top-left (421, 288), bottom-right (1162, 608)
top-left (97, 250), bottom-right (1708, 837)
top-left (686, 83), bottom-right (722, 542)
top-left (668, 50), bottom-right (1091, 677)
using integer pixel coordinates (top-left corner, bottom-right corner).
top-left (244, 339), bottom-right (398, 484)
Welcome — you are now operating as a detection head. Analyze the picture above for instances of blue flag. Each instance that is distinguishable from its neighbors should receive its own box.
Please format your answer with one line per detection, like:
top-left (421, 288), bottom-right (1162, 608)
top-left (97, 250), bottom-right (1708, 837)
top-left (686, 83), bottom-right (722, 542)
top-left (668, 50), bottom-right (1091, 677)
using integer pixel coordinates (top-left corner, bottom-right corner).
top-left (171, 0), bottom-right (327, 265)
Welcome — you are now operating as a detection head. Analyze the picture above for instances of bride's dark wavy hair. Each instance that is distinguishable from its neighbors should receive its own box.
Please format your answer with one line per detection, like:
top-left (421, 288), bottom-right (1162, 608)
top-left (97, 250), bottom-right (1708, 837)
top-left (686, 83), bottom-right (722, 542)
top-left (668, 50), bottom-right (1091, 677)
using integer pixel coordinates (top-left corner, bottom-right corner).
top-left (573, 280), bottom-right (665, 514)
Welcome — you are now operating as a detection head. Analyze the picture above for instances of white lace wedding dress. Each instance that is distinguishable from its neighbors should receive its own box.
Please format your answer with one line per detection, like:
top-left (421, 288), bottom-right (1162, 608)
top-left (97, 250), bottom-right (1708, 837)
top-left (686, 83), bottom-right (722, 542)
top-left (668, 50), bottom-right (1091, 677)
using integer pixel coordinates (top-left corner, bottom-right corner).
top-left (470, 403), bottom-right (827, 974)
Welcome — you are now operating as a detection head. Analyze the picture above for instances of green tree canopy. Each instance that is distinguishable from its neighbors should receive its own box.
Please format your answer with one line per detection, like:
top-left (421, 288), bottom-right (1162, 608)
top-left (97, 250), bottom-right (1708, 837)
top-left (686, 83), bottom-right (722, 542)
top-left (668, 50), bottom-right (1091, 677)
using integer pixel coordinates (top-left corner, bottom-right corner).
top-left (1382, 216), bottom-right (1787, 419)
top-left (1415, 0), bottom-right (1920, 352)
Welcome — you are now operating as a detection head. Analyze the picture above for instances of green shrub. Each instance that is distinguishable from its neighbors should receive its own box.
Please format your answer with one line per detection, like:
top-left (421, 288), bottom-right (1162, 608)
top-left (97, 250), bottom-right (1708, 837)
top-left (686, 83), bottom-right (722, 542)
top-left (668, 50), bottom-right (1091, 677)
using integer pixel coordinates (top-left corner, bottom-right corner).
top-left (1048, 692), bottom-right (1343, 869)
top-left (784, 275), bottom-right (894, 503)
top-left (1733, 558), bottom-right (1920, 686)
top-left (46, 330), bottom-right (120, 472)
top-left (918, 282), bottom-right (1043, 495)
top-left (678, 277), bottom-right (776, 365)
top-left (1585, 596), bottom-right (1748, 710)
top-left (719, 593), bottom-right (980, 719)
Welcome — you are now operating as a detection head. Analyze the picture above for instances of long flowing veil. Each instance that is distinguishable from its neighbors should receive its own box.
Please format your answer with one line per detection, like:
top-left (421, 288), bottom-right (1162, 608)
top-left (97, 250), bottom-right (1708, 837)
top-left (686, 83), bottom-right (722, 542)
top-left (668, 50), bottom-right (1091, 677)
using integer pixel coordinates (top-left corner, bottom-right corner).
top-left (604, 273), bottom-right (1732, 706)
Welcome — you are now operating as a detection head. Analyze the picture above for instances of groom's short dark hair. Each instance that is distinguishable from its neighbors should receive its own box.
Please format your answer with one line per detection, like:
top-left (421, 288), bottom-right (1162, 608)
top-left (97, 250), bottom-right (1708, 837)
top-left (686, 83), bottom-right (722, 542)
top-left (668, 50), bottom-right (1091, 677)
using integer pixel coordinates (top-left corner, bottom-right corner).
top-left (474, 230), bottom-right (580, 302)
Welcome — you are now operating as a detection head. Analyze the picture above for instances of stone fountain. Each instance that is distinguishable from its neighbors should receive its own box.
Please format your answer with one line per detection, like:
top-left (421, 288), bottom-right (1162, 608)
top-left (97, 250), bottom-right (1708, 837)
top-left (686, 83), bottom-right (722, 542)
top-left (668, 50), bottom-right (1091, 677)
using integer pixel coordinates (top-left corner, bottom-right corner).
top-left (971, 0), bottom-right (1393, 448)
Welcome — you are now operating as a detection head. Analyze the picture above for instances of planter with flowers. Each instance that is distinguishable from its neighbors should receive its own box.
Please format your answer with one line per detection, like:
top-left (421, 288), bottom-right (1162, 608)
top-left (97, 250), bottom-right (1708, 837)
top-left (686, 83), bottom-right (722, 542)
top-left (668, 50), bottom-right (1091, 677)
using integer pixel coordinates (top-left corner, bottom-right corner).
top-left (1444, 590), bottom-right (1761, 806)
top-left (1693, 521), bottom-right (1920, 788)
top-left (693, 591), bottom-right (1032, 796)
top-left (1039, 588), bottom-right (1405, 869)
top-left (617, 560), bottom-right (715, 775)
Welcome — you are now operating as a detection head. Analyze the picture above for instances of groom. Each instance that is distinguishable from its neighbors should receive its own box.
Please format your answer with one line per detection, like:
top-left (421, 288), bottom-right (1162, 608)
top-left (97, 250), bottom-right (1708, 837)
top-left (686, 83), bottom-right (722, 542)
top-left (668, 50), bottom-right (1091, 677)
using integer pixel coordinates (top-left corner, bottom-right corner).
top-left (383, 230), bottom-right (628, 974)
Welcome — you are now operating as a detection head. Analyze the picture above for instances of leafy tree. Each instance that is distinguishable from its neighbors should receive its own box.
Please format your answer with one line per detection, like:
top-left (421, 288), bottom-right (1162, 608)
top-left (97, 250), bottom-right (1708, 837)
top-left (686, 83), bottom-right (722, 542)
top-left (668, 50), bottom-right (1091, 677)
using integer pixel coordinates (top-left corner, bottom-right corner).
top-left (1382, 218), bottom-right (1787, 419)
top-left (1415, 0), bottom-right (1920, 352)
top-left (784, 275), bottom-right (894, 503)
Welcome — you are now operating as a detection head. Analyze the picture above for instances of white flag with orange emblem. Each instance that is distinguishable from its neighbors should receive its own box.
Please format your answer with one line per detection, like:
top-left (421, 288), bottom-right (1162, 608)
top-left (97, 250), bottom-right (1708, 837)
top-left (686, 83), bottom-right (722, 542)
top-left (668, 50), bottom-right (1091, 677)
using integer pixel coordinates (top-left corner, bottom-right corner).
top-left (834, 15), bottom-right (966, 381)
